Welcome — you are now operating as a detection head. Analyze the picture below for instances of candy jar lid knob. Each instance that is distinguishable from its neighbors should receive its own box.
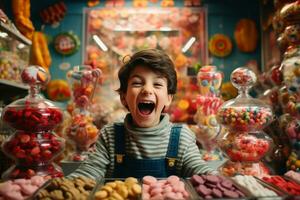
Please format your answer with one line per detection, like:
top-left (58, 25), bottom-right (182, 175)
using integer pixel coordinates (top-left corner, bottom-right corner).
top-left (21, 65), bottom-right (49, 99)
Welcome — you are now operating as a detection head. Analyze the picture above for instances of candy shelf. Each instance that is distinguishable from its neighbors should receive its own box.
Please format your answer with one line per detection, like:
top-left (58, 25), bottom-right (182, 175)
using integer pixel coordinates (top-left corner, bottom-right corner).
top-left (0, 21), bottom-right (31, 45)
top-left (0, 79), bottom-right (28, 90)
top-left (0, 20), bottom-right (31, 98)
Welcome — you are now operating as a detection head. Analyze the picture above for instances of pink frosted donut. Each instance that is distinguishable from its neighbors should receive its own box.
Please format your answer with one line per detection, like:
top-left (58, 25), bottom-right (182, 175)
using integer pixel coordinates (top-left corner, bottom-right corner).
top-left (150, 187), bottom-right (163, 196)
top-left (167, 175), bottom-right (180, 184)
top-left (143, 176), bottom-right (157, 185)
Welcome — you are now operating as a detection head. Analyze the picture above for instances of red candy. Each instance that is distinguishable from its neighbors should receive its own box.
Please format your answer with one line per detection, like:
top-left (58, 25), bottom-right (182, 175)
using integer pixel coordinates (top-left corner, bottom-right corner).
top-left (3, 106), bottom-right (63, 132)
top-left (262, 176), bottom-right (300, 195)
top-left (3, 132), bottom-right (64, 166)
top-left (219, 133), bottom-right (271, 162)
top-left (4, 164), bottom-right (63, 179)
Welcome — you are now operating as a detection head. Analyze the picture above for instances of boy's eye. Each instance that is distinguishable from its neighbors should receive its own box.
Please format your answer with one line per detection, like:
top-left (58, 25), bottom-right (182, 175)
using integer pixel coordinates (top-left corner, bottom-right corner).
top-left (154, 83), bottom-right (163, 87)
top-left (131, 82), bottom-right (142, 86)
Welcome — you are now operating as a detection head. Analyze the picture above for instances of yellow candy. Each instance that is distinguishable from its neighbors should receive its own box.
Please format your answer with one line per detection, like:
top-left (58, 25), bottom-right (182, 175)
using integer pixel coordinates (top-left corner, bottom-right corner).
top-left (178, 99), bottom-right (189, 110)
top-left (295, 160), bottom-right (300, 168)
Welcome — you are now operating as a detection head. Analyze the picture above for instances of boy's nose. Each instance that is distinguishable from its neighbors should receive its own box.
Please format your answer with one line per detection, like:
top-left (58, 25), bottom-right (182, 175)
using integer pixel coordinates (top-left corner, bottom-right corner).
top-left (142, 84), bottom-right (153, 95)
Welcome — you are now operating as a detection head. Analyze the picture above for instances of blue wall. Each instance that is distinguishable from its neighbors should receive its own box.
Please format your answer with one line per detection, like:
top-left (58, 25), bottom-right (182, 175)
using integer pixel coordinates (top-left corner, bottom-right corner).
top-left (4, 0), bottom-right (261, 82)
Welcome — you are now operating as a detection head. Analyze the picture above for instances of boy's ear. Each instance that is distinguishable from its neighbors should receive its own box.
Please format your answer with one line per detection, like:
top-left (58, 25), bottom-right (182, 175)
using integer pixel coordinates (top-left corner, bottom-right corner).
top-left (166, 94), bottom-right (173, 107)
top-left (120, 93), bottom-right (127, 107)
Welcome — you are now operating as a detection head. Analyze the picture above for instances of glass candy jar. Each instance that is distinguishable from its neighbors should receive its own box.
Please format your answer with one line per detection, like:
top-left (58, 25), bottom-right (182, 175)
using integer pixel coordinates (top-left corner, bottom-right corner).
top-left (1, 66), bottom-right (65, 179)
top-left (66, 65), bottom-right (101, 161)
top-left (193, 66), bottom-right (223, 156)
top-left (217, 67), bottom-right (274, 177)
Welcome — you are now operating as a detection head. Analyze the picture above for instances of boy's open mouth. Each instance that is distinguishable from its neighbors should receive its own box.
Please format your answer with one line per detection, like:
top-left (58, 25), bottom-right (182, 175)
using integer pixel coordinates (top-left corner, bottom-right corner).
top-left (138, 101), bottom-right (155, 115)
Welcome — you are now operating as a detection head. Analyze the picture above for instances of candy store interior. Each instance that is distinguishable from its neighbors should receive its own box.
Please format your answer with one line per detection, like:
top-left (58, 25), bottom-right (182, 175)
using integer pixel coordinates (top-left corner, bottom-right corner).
top-left (0, 0), bottom-right (300, 199)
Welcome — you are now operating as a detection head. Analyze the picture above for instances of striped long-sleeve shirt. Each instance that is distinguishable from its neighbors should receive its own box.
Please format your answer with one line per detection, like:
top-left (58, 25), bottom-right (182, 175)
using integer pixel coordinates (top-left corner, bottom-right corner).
top-left (70, 114), bottom-right (215, 179)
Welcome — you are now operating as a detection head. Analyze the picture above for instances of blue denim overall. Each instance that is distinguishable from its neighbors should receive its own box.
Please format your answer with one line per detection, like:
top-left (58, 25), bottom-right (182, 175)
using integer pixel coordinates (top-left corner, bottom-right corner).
top-left (112, 124), bottom-right (182, 178)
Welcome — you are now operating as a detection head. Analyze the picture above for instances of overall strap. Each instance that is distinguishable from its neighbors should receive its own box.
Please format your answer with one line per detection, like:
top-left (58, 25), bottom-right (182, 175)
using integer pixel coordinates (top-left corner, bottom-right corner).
top-left (165, 124), bottom-right (182, 175)
top-left (114, 123), bottom-right (126, 168)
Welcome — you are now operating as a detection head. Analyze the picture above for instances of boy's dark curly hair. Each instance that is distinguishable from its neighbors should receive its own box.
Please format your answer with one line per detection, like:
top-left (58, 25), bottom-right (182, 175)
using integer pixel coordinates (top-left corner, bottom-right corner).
top-left (117, 49), bottom-right (177, 95)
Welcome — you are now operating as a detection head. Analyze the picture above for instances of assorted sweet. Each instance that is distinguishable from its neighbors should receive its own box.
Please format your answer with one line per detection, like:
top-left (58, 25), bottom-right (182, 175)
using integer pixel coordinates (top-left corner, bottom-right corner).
top-left (190, 174), bottom-right (246, 199)
top-left (197, 65), bottom-right (222, 96)
top-left (66, 113), bottom-right (99, 154)
top-left (142, 175), bottom-right (189, 200)
top-left (220, 161), bottom-right (270, 177)
top-left (67, 65), bottom-right (101, 109)
top-left (262, 175), bottom-right (300, 195)
top-left (0, 175), bottom-right (49, 200)
top-left (35, 176), bottom-right (96, 200)
top-left (66, 65), bottom-right (101, 161)
top-left (231, 67), bottom-right (257, 88)
top-left (217, 67), bottom-right (274, 176)
top-left (282, 46), bottom-right (300, 94)
top-left (0, 52), bottom-right (26, 82)
top-left (219, 132), bottom-right (271, 162)
top-left (232, 175), bottom-right (278, 197)
top-left (280, 0), bottom-right (300, 25)
top-left (94, 177), bottom-right (141, 200)
top-left (193, 66), bottom-right (223, 154)
top-left (283, 24), bottom-right (300, 45)
top-left (217, 106), bottom-right (273, 131)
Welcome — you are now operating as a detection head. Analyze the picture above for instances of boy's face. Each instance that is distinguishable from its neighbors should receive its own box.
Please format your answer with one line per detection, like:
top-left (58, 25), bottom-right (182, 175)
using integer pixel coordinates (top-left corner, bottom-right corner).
top-left (121, 65), bottom-right (173, 128)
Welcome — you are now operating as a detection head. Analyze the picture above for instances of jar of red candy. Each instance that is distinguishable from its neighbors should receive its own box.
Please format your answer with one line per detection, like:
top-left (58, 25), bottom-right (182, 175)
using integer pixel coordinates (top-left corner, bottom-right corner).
top-left (66, 65), bottom-right (101, 161)
top-left (1, 66), bottom-right (65, 180)
top-left (217, 67), bottom-right (274, 177)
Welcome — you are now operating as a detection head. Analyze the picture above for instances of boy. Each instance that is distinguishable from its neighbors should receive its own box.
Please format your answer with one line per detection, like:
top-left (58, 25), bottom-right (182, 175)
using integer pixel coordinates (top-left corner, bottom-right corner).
top-left (70, 49), bottom-right (216, 178)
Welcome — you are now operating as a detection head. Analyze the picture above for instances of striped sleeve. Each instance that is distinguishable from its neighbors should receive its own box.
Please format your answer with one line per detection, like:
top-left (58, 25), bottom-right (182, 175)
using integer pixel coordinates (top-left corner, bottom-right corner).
top-left (177, 125), bottom-right (216, 177)
top-left (68, 126), bottom-right (111, 179)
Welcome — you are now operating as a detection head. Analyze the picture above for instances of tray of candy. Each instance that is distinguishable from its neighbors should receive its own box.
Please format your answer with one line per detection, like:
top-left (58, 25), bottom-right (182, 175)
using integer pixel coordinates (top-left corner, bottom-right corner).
top-left (91, 176), bottom-right (196, 200)
top-left (186, 174), bottom-right (252, 199)
top-left (91, 177), bottom-right (142, 200)
top-left (142, 176), bottom-right (196, 200)
top-left (230, 175), bottom-right (287, 200)
top-left (257, 175), bottom-right (300, 197)
top-left (32, 176), bottom-right (97, 200)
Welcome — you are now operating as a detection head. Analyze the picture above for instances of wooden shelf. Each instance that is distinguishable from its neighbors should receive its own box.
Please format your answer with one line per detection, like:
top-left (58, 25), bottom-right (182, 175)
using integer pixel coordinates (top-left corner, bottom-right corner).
top-left (0, 21), bottom-right (31, 45)
top-left (0, 79), bottom-right (28, 90)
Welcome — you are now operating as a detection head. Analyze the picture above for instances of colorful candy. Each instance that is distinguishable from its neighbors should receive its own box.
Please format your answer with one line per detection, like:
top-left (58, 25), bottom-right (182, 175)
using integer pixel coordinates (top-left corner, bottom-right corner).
top-left (220, 161), bottom-right (270, 177)
top-left (231, 67), bottom-right (257, 88)
top-left (67, 65), bottom-right (101, 109)
top-left (66, 113), bottom-right (99, 161)
top-left (197, 65), bottom-right (222, 97)
top-left (217, 107), bottom-right (273, 131)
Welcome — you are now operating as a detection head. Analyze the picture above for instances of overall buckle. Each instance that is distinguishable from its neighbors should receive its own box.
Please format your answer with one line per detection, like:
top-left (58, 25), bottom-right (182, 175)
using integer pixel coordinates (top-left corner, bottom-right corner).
top-left (116, 154), bottom-right (125, 163)
top-left (166, 157), bottom-right (177, 167)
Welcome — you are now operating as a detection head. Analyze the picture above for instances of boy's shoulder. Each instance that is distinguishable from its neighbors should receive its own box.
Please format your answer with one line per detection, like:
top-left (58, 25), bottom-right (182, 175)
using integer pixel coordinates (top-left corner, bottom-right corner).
top-left (171, 123), bottom-right (196, 139)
